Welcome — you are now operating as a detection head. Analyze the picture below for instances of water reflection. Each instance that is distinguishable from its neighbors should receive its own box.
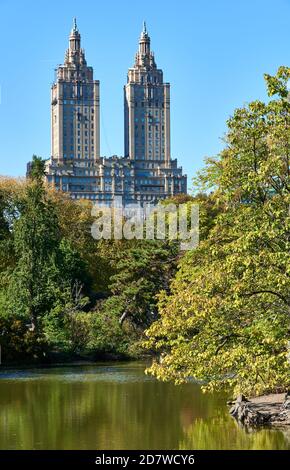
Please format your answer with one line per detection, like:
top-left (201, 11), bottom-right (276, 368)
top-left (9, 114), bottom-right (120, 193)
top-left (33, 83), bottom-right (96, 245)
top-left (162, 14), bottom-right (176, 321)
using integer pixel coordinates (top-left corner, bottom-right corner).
top-left (0, 362), bottom-right (288, 450)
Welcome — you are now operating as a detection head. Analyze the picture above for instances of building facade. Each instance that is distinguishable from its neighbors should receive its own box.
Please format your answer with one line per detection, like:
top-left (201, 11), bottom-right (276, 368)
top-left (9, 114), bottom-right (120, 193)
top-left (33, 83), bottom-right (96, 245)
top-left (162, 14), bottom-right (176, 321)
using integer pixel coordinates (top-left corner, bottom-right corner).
top-left (42, 20), bottom-right (187, 206)
top-left (124, 22), bottom-right (170, 164)
top-left (51, 19), bottom-right (100, 163)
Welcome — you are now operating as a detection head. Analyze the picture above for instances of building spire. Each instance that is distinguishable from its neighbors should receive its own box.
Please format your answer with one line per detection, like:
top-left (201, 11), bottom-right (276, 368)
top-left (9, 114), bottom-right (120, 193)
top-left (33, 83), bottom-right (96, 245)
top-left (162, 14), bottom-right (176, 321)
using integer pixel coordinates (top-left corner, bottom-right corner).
top-left (73, 17), bottom-right (78, 33)
top-left (67, 17), bottom-right (83, 62)
top-left (138, 20), bottom-right (152, 59)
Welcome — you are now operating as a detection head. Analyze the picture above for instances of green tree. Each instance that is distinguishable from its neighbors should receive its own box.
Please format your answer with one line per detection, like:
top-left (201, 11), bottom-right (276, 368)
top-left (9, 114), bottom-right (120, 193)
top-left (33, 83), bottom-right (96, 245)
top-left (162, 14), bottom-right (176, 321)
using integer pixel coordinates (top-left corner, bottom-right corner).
top-left (9, 174), bottom-right (61, 333)
top-left (144, 67), bottom-right (290, 396)
top-left (1, 158), bottom-right (93, 357)
top-left (92, 239), bottom-right (179, 356)
top-left (28, 155), bottom-right (46, 181)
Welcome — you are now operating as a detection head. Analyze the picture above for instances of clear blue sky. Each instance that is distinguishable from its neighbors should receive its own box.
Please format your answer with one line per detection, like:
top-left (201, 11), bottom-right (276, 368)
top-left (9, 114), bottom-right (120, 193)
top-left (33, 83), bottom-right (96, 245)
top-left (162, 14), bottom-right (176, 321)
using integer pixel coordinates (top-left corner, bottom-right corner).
top-left (0, 0), bottom-right (290, 187)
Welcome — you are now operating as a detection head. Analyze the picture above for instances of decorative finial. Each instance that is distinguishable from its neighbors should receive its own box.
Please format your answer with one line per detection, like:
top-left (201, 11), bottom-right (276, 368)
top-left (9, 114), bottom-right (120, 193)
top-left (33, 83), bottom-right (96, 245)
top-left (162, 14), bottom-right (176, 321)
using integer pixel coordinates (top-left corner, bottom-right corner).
top-left (143, 21), bottom-right (147, 34)
top-left (73, 17), bottom-right (78, 32)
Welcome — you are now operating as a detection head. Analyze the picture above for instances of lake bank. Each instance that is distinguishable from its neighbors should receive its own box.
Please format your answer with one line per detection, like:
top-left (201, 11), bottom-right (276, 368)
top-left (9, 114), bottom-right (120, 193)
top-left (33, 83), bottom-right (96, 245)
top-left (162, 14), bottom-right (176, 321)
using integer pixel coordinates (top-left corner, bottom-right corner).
top-left (0, 351), bottom-right (140, 368)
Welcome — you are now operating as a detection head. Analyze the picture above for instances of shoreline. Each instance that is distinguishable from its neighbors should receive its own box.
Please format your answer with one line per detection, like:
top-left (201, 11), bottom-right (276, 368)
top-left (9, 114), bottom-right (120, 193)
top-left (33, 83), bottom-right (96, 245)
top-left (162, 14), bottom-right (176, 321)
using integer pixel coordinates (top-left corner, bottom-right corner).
top-left (0, 354), bottom-right (154, 372)
top-left (229, 393), bottom-right (290, 428)
top-left (0, 353), bottom-right (140, 370)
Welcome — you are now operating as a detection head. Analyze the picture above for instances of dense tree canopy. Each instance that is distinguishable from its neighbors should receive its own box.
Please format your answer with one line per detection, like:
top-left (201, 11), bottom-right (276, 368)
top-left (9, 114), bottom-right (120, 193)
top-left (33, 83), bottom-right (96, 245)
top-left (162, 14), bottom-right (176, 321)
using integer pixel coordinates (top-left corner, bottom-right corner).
top-left (144, 67), bottom-right (290, 396)
top-left (0, 163), bottom-right (181, 360)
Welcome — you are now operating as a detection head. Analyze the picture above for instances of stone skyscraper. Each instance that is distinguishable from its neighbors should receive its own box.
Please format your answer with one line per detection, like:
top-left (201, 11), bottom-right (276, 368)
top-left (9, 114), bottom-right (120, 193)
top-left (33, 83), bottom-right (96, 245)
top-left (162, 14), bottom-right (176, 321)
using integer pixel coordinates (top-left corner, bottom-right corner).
top-left (38, 20), bottom-right (187, 205)
top-left (51, 19), bottom-right (100, 163)
top-left (124, 22), bottom-right (170, 164)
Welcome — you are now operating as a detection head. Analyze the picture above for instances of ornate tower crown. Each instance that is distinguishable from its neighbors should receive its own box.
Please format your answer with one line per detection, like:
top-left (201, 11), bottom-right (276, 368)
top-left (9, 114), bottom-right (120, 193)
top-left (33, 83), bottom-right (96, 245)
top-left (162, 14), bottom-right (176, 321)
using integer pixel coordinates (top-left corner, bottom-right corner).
top-left (134, 21), bottom-right (156, 69)
top-left (64, 17), bottom-right (87, 67)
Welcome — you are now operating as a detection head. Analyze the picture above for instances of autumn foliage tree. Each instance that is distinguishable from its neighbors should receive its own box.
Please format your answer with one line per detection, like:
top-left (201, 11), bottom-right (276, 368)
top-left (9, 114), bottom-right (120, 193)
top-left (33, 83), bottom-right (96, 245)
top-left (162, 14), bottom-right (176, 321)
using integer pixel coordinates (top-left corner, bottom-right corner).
top-left (144, 67), bottom-right (290, 396)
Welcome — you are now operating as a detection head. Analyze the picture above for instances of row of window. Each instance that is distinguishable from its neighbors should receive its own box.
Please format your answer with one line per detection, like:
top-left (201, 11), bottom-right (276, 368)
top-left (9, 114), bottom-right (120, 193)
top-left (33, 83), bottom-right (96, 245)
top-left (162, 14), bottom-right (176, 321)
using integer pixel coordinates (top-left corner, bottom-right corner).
top-left (135, 124), bottom-right (165, 131)
top-left (135, 101), bottom-right (164, 108)
top-left (134, 117), bottom-right (163, 124)
top-left (63, 114), bottom-right (94, 121)
top-left (70, 193), bottom-right (163, 202)
top-left (62, 103), bottom-right (95, 112)
top-left (136, 148), bottom-right (165, 153)
top-left (63, 131), bottom-right (94, 144)
top-left (63, 123), bottom-right (94, 130)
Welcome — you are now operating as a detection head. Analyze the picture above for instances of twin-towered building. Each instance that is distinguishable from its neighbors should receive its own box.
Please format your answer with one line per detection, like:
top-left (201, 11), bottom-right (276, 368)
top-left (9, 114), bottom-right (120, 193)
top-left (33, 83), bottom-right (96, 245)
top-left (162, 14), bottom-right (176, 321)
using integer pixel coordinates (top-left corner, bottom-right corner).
top-left (44, 19), bottom-right (187, 205)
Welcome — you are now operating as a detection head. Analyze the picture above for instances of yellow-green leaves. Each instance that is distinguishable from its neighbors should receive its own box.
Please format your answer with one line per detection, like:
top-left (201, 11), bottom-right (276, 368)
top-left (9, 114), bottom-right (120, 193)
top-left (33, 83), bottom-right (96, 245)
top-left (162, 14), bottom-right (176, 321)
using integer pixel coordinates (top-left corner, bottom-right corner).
top-left (144, 66), bottom-right (290, 396)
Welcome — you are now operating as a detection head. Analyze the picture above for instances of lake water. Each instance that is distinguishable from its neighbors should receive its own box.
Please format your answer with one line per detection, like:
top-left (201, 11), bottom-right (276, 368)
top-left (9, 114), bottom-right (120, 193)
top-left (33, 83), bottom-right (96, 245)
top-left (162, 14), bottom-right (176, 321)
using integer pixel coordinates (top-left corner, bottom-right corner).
top-left (0, 361), bottom-right (289, 450)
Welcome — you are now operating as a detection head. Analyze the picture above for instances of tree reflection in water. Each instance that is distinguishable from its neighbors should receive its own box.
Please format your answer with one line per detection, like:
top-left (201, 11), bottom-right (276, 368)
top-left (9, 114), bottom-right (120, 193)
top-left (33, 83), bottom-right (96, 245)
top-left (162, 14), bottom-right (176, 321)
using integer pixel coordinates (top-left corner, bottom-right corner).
top-left (0, 363), bottom-right (288, 450)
